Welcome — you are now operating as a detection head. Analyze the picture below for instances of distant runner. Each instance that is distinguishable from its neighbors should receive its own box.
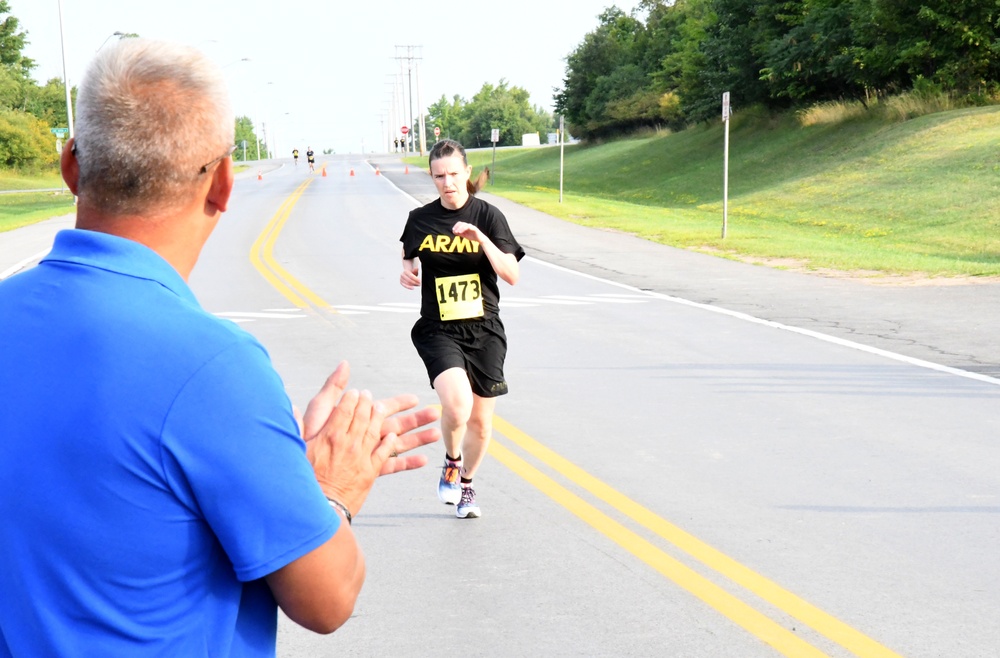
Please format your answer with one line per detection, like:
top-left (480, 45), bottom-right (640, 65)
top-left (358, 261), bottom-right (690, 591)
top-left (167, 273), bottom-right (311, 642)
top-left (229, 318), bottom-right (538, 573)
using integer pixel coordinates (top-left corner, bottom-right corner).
top-left (306, 146), bottom-right (315, 172)
top-left (292, 148), bottom-right (299, 165)
top-left (399, 139), bottom-right (524, 519)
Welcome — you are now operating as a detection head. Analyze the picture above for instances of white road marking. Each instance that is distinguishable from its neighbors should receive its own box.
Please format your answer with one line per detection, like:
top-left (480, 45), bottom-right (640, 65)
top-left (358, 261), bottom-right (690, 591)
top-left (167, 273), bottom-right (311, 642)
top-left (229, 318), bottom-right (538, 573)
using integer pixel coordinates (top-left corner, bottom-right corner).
top-left (332, 304), bottom-right (416, 313)
top-left (215, 311), bottom-right (307, 319)
top-left (545, 295), bottom-right (646, 304)
top-left (525, 256), bottom-right (1000, 388)
top-left (1, 249), bottom-right (49, 280)
top-left (505, 296), bottom-right (591, 305)
top-left (592, 293), bottom-right (656, 299)
top-left (328, 294), bottom-right (652, 315)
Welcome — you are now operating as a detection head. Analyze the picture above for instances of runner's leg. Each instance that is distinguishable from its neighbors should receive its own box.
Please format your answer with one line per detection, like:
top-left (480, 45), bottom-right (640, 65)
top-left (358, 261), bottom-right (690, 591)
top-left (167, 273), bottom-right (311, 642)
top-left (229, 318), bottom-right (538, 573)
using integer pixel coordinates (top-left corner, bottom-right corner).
top-left (460, 394), bottom-right (496, 480)
top-left (433, 367), bottom-right (473, 459)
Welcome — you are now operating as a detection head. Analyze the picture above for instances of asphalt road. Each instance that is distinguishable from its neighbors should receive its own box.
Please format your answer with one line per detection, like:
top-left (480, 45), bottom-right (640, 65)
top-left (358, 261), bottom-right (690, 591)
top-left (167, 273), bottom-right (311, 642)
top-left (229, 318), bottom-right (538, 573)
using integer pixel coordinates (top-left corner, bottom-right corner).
top-left (3, 156), bottom-right (998, 657)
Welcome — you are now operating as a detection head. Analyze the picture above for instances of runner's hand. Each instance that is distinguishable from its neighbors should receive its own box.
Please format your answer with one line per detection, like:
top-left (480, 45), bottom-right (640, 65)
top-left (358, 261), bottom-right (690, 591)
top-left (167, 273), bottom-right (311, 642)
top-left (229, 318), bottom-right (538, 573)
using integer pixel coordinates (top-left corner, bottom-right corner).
top-left (400, 263), bottom-right (420, 289)
top-left (452, 221), bottom-right (484, 243)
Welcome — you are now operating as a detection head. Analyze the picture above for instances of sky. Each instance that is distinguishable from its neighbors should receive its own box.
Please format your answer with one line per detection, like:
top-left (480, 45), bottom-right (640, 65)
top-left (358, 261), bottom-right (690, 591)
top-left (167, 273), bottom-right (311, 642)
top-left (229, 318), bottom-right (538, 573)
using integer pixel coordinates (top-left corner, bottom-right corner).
top-left (15, 0), bottom-right (641, 155)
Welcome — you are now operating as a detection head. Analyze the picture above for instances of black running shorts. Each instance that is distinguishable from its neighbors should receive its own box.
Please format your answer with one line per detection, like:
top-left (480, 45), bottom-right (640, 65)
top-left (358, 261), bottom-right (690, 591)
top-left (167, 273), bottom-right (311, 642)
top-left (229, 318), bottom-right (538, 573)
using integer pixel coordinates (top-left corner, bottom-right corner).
top-left (411, 315), bottom-right (509, 398)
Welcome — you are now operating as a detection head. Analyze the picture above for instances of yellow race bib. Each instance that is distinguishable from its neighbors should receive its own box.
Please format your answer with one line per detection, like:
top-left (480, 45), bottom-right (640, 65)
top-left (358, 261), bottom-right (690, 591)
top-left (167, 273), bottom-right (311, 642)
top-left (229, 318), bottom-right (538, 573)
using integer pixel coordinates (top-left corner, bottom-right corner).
top-left (435, 273), bottom-right (484, 321)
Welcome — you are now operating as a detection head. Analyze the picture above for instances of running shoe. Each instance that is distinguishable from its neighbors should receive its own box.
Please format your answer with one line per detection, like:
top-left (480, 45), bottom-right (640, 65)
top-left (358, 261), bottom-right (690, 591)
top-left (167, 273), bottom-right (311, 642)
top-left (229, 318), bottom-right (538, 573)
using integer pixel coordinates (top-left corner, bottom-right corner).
top-left (456, 485), bottom-right (481, 519)
top-left (437, 459), bottom-right (462, 505)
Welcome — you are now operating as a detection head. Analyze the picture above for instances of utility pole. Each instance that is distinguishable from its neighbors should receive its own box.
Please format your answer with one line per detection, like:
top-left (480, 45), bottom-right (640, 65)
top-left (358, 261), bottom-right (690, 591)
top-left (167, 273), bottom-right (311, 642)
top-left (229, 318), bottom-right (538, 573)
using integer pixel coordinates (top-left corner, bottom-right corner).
top-left (394, 46), bottom-right (423, 155)
top-left (386, 75), bottom-right (400, 152)
top-left (416, 59), bottom-right (426, 156)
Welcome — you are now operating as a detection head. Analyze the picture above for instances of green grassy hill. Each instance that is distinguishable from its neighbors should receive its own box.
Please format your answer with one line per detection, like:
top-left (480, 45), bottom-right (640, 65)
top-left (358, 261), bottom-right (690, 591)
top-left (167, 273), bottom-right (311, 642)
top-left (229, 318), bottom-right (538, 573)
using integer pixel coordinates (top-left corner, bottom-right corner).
top-left (449, 105), bottom-right (1000, 277)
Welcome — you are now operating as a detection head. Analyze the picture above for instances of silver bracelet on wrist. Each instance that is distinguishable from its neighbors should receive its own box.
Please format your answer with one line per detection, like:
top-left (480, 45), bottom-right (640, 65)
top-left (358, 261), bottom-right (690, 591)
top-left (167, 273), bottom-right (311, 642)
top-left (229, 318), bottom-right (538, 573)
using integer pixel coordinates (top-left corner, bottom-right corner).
top-left (326, 497), bottom-right (352, 525)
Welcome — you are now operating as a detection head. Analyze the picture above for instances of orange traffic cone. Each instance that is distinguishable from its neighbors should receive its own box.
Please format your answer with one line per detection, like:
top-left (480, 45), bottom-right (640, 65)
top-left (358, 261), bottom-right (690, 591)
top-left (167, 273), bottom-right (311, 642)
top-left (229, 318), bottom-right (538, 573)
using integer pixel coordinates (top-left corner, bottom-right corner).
top-left (322, 167), bottom-right (327, 177)
top-left (405, 165), bottom-right (409, 174)
top-left (375, 167), bottom-right (381, 176)
top-left (349, 169), bottom-right (355, 176)
top-left (257, 170), bottom-right (262, 181)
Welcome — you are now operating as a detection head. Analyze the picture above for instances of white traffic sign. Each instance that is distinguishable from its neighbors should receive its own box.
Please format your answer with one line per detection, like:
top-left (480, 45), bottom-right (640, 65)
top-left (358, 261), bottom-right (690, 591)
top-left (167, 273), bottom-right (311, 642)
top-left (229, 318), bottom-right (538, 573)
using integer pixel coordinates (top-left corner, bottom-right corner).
top-left (490, 128), bottom-right (499, 143)
top-left (722, 91), bottom-right (731, 121)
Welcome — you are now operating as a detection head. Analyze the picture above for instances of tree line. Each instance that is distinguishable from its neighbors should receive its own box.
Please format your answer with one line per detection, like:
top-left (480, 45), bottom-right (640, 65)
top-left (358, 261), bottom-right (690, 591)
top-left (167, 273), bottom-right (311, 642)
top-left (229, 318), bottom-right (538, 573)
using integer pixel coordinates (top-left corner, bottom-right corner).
top-left (426, 80), bottom-right (556, 148)
top-left (555, 0), bottom-right (1000, 139)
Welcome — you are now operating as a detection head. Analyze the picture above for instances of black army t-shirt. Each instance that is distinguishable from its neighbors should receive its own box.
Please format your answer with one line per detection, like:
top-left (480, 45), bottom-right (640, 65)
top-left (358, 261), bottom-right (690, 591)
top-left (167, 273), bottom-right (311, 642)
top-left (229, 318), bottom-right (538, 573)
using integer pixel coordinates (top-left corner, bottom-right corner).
top-left (400, 196), bottom-right (524, 321)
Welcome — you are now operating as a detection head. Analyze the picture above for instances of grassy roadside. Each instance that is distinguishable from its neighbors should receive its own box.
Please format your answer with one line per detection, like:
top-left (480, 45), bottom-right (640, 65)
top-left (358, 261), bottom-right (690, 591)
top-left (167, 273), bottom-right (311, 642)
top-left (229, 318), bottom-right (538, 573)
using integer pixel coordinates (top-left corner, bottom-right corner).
top-left (0, 170), bottom-right (74, 233)
top-left (1, 165), bottom-right (253, 234)
top-left (409, 105), bottom-right (1000, 278)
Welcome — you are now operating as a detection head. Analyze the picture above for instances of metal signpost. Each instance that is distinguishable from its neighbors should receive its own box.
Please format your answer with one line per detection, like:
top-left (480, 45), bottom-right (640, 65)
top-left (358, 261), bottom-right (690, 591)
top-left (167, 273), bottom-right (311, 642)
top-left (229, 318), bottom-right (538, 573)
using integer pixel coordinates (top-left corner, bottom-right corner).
top-left (490, 128), bottom-right (499, 185)
top-left (51, 127), bottom-right (69, 153)
top-left (559, 115), bottom-right (565, 203)
top-left (49, 127), bottom-right (70, 193)
top-left (722, 91), bottom-right (731, 239)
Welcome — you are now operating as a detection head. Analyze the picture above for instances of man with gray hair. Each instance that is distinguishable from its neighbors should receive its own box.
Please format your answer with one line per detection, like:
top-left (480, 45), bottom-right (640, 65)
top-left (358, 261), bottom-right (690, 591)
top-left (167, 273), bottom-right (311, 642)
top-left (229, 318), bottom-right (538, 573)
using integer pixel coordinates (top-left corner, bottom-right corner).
top-left (0, 39), bottom-right (439, 656)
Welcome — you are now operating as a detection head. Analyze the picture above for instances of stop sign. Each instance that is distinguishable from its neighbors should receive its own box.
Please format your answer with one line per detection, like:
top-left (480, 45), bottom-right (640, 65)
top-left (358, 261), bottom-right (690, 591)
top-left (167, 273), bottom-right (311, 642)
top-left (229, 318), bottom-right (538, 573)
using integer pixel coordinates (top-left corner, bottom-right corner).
top-left (434, 126), bottom-right (441, 137)
top-left (400, 126), bottom-right (409, 135)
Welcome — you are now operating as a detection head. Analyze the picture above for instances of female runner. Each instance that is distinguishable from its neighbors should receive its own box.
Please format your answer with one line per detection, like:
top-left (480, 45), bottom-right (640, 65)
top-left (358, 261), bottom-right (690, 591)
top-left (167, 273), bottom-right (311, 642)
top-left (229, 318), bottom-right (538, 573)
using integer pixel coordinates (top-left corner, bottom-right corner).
top-left (399, 139), bottom-right (524, 518)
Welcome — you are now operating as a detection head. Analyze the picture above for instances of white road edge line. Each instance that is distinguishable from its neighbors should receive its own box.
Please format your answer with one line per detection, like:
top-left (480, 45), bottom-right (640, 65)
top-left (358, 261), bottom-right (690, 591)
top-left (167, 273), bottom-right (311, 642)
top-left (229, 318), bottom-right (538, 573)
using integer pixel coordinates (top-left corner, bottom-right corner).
top-left (1, 249), bottom-right (49, 281)
top-left (379, 170), bottom-right (1000, 388)
top-left (333, 305), bottom-right (415, 313)
top-left (215, 312), bottom-right (306, 319)
top-left (528, 256), bottom-right (1000, 387)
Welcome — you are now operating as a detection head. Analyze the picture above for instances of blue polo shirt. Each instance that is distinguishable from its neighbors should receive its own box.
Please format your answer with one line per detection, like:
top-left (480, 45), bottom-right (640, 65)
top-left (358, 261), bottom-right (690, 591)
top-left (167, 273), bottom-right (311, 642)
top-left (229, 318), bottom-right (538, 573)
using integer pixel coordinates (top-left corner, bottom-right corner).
top-left (0, 229), bottom-right (339, 657)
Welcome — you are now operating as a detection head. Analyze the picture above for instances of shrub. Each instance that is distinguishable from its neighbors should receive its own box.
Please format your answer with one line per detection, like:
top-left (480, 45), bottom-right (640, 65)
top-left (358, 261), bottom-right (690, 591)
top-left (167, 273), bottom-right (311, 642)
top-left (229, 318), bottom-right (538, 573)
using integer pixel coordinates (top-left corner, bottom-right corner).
top-left (0, 109), bottom-right (59, 171)
top-left (798, 100), bottom-right (869, 126)
top-left (880, 91), bottom-right (956, 122)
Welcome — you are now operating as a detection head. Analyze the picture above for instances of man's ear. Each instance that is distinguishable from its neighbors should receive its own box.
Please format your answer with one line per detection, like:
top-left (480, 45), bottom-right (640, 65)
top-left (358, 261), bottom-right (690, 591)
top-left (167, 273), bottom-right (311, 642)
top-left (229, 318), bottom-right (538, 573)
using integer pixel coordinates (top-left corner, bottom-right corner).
top-left (206, 155), bottom-right (234, 214)
top-left (61, 138), bottom-right (80, 196)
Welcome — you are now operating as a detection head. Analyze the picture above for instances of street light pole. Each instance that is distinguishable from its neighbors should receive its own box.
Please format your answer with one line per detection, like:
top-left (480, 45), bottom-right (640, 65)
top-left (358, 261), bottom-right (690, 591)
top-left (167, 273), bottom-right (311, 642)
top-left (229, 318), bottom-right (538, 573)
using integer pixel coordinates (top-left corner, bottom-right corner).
top-left (96, 31), bottom-right (124, 52)
top-left (225, 58), bottom-right (258, 161)
top-left (56, 0), bottom-right (75, 139)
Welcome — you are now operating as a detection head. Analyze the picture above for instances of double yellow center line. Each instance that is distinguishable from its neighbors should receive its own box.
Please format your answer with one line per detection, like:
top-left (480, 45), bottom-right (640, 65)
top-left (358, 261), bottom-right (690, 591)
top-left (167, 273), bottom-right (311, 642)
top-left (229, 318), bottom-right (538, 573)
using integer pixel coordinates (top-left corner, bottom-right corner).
top-left (249, 171), bottom-right (331, 310)
top-left (250, 182), bottom-right (902, 657)
top-left (489, 418), bottom-right (901, 657)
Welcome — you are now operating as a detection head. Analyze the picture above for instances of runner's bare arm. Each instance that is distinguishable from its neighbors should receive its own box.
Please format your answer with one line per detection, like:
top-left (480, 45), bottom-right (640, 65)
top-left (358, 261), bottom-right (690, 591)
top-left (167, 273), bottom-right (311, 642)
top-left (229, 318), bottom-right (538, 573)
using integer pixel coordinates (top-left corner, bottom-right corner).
top-left (401, 249), bottom-right (421, 289)
top-left (451, 222), bottom-right (519, 285)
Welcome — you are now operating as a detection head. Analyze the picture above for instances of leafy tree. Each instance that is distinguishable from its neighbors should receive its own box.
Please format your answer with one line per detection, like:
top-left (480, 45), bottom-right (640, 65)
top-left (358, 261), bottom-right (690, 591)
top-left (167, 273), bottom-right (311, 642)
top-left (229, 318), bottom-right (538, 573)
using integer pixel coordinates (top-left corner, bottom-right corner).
top-left (853, 0), bottom-right (1000, 95)
top-left (555, 7), bottom-right (648, 137)
top-left (24, 78), bottom-right (74, 128)
top-left (757, 0), bottom-right (862, 102)
top-left (682, 0), bottom-right (774, 122)
top-left (460, 80), bottom-right (552, 148)
top-left (0, 1), bottom-right (30, 70)
top-left (0, 0), bottom-right (34, 111)
top-left (233, 115), bottom-right (266, 161)
top-left (645, 0), bottom-right (708, 91)
top-left (0, 108), bottom-right (58, 170)
top-left (426, 93), bottom-right (466, 142)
